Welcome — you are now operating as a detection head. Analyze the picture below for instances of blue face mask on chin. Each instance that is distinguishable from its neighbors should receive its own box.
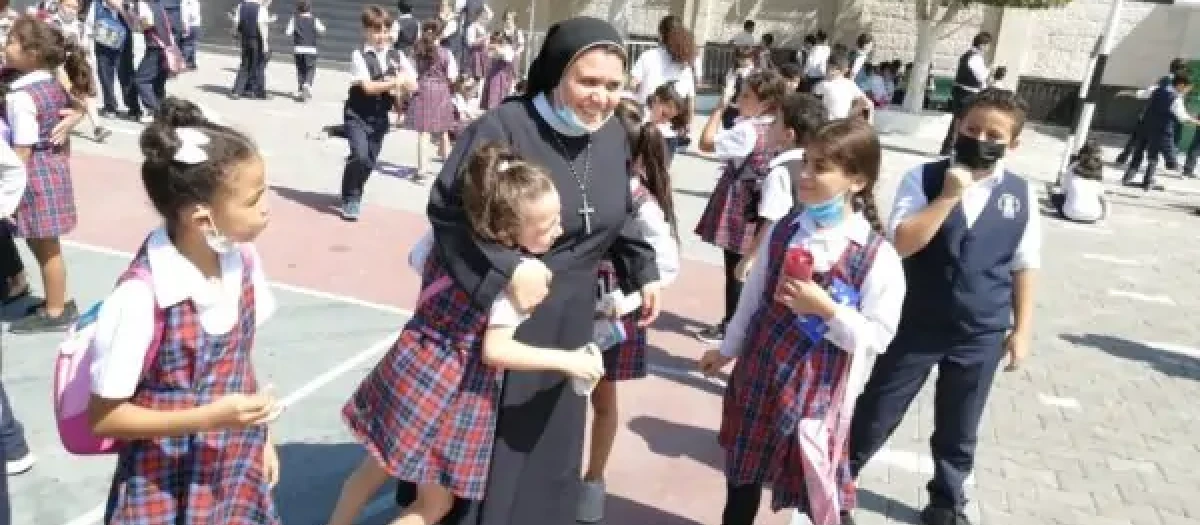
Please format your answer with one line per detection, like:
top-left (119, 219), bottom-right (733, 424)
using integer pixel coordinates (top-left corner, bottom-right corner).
top-left (554, 103), bottom-right (591, 135)
top-left (804, 193), bottom-right (847, 228)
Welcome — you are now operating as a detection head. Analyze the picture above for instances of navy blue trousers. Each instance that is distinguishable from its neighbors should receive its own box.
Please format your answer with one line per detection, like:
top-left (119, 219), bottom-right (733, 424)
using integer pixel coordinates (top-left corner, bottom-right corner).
top-left (339, 115), bottom-right (389, 200)
top-left (848, 330), bottom-right (1005, 511)
top-left (1123, 127), bottom-right (1177, 189)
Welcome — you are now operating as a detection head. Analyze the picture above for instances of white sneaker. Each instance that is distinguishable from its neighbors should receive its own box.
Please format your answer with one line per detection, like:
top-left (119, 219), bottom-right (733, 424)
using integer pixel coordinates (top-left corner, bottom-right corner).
top-left (576, 479), bottom-right (606, 523)
top-left (6, 452), bottom-right (35, 475)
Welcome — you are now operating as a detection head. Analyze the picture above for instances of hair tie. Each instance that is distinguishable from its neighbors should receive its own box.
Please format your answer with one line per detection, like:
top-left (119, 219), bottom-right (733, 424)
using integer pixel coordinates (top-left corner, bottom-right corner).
top-left (496, 160), bottom-right (512, 172)
top-left (174, 128), bottom-right (210, 164)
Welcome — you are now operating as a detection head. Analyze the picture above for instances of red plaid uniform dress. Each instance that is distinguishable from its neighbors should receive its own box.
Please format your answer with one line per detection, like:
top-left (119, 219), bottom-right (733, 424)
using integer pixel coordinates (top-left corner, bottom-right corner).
top-left (594, 184), bottom-right (656, 381)
top-left (104, 246), bottom-right (278, 525)
top-left (595, 260), bottom-right (646, 381)
top-left (693, 119), bottom-right (777, 254)
top-left (13, 77), bottom-right (76, 238)
top-left (406, 48), bottom-right (457, 133)
top-left (342, 257), bottom-right (501, 500)
top-left (718, 210), bottom-right (882, 513)
top-left (481, 55), bottom-right (515, 110)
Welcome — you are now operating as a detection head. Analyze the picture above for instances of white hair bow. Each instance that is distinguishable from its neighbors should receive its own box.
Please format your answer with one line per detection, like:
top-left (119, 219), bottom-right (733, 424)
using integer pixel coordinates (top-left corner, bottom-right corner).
top-left (174, 128), bottom-right (210, 164)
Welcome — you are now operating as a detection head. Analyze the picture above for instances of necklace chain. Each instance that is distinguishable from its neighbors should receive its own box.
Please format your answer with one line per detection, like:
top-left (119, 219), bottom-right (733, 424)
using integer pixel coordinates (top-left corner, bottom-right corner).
top-left (551, 134), bottom-right (592, 194)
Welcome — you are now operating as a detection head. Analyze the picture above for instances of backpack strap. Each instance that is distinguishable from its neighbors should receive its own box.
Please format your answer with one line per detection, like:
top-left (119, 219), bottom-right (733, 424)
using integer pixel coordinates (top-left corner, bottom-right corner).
top-left (122, 265), bottom-right (166, 380)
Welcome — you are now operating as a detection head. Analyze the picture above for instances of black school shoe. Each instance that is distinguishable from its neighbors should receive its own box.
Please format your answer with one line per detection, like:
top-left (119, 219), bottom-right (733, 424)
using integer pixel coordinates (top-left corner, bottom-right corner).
top-left (920, 505), bottom-right (973, 525)
top-left (8, 300), bottom-right (79, 334)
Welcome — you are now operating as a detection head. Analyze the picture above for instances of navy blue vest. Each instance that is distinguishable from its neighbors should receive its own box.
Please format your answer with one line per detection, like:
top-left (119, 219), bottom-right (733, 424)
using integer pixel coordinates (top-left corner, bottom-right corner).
top-left (345, 49), bottom-right (399, 124)
top-left (292, 15), bottom-right (318, 47)
top-left (955, 49), bottom-right (983, 89)
top-left (237, 2), bottom-right (260, 40)
top-left (898, 159), bottom-right (1028, 341)
top-left (1140, 84), bottom-right (1181, 139)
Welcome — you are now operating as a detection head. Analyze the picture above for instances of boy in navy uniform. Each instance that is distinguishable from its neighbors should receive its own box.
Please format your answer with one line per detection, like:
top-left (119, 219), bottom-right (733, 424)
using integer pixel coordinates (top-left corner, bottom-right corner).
top-left (848, 89), bottom-right (1040, 525)
top-left (230, 0), bottom-right (269, 99)
top-left (1122, 74), bottom-right (1200, 191)
top-left (1115, 58), bottom-right (1187, 168)
top-left (338, 5), bottom-right (415, 220)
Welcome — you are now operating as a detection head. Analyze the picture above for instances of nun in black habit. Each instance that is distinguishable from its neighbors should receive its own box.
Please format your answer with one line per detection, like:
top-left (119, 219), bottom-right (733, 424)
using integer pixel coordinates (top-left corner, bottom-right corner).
top-left (395, 16), bottom-right (663, 525)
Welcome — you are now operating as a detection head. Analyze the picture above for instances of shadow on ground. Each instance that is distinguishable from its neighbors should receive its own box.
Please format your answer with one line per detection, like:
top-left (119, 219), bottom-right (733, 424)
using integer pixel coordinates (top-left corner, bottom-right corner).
top-left (1061, 333), bottom-right (1200, 381)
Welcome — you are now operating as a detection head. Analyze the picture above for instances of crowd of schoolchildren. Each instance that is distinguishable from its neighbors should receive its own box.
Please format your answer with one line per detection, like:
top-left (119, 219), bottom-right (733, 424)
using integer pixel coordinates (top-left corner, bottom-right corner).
top-left (0, 4), bottom-right (1061, 525)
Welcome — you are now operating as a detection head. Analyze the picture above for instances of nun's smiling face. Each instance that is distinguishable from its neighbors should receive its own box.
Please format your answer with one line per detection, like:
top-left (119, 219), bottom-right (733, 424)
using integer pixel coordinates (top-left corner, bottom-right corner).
top-left (556, 47), bottom-right (626, 132)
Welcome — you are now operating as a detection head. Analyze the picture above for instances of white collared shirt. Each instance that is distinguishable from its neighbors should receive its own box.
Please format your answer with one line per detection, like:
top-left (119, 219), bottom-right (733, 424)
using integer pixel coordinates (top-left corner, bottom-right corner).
top-left (714, 114), bottom-right (774, 160)
top-left (351, 44), bottom-right (417, 84)
top-left (629, 46), bottom-right (697, 106)
top-left (758, 148), bottom-right (805, 222)
top-left (5, 69), bottom-right (55, 147)
top-left (719, 213), bottom-right (906, 388)
top-left (889, 162), bottom-right (1042, 271)
top-left (89, 228), bottom-right (277, 400)
top-left (408, 231), bottom-right (526, 327)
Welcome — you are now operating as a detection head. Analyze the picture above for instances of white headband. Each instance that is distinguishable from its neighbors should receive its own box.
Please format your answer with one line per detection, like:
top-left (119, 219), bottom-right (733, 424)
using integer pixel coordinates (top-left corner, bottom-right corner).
top-left (173, 128), bottom-right (210, 164)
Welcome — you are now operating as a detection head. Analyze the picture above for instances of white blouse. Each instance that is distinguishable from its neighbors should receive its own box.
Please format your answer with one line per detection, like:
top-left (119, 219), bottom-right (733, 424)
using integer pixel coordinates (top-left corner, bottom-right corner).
top-left (89, 228), bottom-right (278, 400)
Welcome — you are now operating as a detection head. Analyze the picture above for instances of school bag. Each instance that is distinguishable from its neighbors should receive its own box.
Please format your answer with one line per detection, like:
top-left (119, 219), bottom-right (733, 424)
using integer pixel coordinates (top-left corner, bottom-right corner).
top-left (92, 4), bottom-right (128, 51)
top-left (53, 266), bottom-right (165, 455)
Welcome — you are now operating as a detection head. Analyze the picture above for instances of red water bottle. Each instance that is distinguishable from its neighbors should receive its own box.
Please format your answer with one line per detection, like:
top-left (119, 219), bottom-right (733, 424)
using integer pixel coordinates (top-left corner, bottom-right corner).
top-left (784, 247), bottom-right (814, 282)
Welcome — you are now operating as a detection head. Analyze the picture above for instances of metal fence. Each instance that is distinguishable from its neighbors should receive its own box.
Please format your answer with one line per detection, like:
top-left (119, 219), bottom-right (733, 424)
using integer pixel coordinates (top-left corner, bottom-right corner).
top-left (519, 31), bottom-right (744, 90)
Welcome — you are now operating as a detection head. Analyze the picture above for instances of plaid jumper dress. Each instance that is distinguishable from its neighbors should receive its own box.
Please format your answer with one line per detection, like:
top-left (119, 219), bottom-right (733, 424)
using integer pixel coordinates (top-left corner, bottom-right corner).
top-left (13, 76), bottom-right (76, 238)
top-left (104, 246), bottom-right (278, 525)
top-left (718, 211), bottom-right (882, 514)
top-left (693, 119), bottom-right (776, 254)
top-left (406, 47), bottom-right (457, 133)
top-left (481, 51), bottom-right (516, 110)
top-left (342, 256), bottom-right (502, 500)
top-left (594, 183), bottom-right (655, 381)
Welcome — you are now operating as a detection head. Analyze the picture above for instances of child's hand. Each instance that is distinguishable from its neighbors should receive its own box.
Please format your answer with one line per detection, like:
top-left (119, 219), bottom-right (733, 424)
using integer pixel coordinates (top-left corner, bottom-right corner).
top-left (1003, 329), bottom-right (1031, 372)
top-left (564, 343), bottom-right (605, 381)
top-left (263, 440), bottom-right (281, 488)
top-left (774, 278), bottom-right (837, 319)
top-left (209, 386), bottom-right (281, 430)
top-left (941, 165), bottom-right (974, 200)
top-left (734, 256), bottom-right (754, 281)
top-left (698, 349), bottom-right (732, 377)
top-left (509, 259), bottom-right (552, 313)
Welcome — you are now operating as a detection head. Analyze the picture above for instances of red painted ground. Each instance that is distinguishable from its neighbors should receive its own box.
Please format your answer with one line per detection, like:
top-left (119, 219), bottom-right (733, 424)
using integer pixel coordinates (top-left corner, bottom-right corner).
top-left (67, 153), bottom-right (793, 525)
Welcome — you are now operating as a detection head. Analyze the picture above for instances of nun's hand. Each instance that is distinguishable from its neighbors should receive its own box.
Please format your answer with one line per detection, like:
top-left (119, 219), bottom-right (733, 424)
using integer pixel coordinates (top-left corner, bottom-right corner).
top-left (638, 281), bottom-right (662, 327)
top-left (509, 259), bottom-right (552, 313)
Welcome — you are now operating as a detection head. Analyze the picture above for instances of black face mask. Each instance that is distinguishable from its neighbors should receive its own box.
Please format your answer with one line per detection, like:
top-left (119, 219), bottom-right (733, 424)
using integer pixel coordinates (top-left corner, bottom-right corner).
top-left (953, 134), bottom-right (1007, 171)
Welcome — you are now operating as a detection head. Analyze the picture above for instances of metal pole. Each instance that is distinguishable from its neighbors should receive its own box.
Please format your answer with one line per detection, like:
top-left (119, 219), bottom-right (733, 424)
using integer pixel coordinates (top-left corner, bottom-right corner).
top-left (1057, 0), bottom-right (1123, 184)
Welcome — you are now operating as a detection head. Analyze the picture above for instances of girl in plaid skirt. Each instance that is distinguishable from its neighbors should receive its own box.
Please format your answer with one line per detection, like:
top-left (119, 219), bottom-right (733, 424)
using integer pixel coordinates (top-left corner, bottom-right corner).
top-left (693, 69), bottom-right (788, 345)
top-left (87, 97), bottom-right (283, 525)
top-left (480, 31), bottom-right (516, 110)
top-left (3, 16), bottom-right (93, 333)
top-left (577, 98), bottom-right (681, 524)
top-left (698, 119), bottom-right (906, 525)
top-left (406, 19), bottom-right (457, 178)
top-left (328, 143), bottom-right (605, 525)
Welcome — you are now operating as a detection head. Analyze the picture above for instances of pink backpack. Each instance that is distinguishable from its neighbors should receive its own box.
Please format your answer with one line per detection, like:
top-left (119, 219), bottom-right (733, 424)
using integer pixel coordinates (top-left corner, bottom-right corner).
top-left (53, 266), bottom-right (165, 455)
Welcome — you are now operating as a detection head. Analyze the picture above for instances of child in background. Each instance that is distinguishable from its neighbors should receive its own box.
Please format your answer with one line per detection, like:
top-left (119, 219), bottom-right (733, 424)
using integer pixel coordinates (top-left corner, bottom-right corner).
top-left (450, 75), bottom-right (483, 140)
top-left (645, 81), bottom-right (687, 165)
top-left (338, 5), bottom-right (416, 220)
top-left (813, 56), bottom-right (873, 120)
top-left (87, 97), bottom-right (282, 524)
top-left (180, 0), bottom-right (200, 70)
top-left (779, 62), bottom-right (803, 93)
top-left (406, 19), bottom-right (458, 179)
top-left (735, 92), bottom-right (828, 281)
top-left (45, 0), bottom-right (109, 141)
top-left (700, 118), bottom-right (905, 525)
top-left (480, 31), bottom-right (516, 110)
top-left (720, 46), bottom-right (759, 128)
top-left (285, 0), bottom-right (325, 102)
top-left (5, 15), bottom-right (93, 333)
top-left (693, 70), bottom-right (788, 345)
top-left (328, 143), bottom-right (604, 525)
top-left (578, 99), bottom-right (681, 524)
top-left (1050, 140), bottom-right (1107, 223)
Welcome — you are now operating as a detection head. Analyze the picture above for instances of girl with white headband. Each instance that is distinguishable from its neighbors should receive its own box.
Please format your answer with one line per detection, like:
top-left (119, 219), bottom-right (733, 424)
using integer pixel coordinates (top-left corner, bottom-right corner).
top-left (85, 96), bottom-right (284, 525)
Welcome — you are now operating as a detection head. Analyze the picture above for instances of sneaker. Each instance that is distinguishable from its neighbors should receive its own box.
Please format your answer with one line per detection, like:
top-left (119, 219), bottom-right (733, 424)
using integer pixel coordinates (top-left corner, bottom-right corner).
top-left (920, 505), bottom-right (972, 525)
top-left (339, 198), bottom-right (362, 221)
top-left (300, 84), bottom-right (312, 101)
top-left (696, 324), bottom-right (725, 345)
top-left (6, 451), bottom-right (35, 476)
top-left (576, 479), bottom-right (605, 523)
top-left (9, 300), bottom-right (79, 334)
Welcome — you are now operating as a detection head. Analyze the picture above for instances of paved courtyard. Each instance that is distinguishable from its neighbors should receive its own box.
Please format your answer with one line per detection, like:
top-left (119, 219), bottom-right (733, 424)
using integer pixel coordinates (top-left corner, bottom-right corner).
top-left (1, 51), bottom-right (1197, 525)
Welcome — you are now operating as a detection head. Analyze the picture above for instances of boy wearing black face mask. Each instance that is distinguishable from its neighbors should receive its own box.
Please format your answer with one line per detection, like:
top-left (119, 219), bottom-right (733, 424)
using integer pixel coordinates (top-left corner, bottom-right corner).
top-left (845, 89), bottom-right (1040, 525)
